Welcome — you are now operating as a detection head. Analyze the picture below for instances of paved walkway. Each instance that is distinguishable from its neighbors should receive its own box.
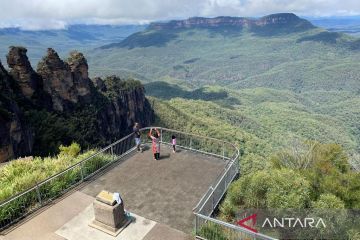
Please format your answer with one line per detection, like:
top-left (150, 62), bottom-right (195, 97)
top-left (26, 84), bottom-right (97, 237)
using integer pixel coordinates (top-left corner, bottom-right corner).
top-left (2, 191), bottom-right (93, 240)
top-left (1, 144), bottom-right (226, 240)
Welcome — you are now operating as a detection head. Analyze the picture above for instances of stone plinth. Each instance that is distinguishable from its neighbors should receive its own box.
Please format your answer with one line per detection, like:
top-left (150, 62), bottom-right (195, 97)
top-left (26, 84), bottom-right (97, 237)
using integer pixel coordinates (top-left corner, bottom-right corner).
top-left (89, 190), bottom-right (130, 236)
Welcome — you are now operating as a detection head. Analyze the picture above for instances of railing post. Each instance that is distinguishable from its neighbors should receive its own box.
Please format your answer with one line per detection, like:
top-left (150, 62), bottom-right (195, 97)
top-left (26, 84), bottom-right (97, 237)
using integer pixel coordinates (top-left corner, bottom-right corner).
top-left (190, 137), bottom-right (192, 150)
top-left (111, 144), bottom-right (114, 161)
top-left (195, 214), bottom-right (198, 235)
top-left (222, 143), bottom-right (225, 160)
top-left (36, 184), bottom-right (42, 206)
top-left (80, 162), bottom-right (84, 181)
top-left (212, 192), bottom-right (215, 212)
top-left (160, 128), bottom-right (163, 143)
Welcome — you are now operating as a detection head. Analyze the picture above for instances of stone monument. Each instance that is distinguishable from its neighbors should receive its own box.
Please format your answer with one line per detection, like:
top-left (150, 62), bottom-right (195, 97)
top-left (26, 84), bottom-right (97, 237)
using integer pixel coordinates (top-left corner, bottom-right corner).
top-left (89, 190), bottom-right (131, 236)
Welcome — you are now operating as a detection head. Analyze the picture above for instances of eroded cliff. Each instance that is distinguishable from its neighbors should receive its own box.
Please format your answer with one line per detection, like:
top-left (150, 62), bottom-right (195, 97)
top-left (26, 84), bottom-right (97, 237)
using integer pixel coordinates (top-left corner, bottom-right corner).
top-left (0, 47), bottom-right (154, 162)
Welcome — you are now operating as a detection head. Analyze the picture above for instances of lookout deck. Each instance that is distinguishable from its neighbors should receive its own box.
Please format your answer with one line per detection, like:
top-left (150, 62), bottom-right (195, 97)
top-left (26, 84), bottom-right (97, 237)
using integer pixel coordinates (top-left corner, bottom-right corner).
top-left (1, 144), bottom-right (226, 240)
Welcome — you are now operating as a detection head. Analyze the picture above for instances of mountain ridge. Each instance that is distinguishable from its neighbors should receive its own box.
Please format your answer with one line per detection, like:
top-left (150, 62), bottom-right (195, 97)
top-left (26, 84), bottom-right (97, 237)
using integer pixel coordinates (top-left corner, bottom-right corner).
top-left (100, 13), bottom-right (315, 50)
top-left (148, 13), bottom-right (314, 30)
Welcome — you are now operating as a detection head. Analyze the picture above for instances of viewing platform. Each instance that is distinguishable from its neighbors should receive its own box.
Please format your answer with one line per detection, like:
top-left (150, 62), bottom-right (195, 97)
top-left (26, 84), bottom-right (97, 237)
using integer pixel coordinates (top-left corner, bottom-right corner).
top-left (0, 128), bottom-right (240, 240)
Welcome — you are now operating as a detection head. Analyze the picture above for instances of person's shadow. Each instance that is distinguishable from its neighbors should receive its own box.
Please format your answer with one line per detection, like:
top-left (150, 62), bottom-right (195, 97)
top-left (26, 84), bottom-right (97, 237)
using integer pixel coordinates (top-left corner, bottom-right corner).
top-left (157, 153), bottom-right (170, 161)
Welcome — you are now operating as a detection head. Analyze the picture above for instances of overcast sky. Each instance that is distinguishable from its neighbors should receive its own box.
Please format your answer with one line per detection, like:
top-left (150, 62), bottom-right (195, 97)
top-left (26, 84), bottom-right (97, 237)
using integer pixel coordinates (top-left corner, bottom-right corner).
top-left (0, 0), bottom-right (359, 30)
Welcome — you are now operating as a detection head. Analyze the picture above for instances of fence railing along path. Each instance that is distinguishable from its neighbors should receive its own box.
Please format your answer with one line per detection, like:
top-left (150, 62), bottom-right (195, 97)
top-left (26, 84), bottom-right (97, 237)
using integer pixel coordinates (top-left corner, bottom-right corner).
top-left (0, 127), bottom-right (275, 239)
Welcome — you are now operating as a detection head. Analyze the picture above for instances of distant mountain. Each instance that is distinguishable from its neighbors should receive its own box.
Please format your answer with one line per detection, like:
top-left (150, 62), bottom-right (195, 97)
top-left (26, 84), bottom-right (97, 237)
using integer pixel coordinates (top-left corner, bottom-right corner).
top-left (307, 16), bottom-right (360, 36)
top-left (100, 13), bottom-right (314, 49)
top-left (0, 24), bottom-right (146, 66)
top-left (88, 13), bottom-right (360, 92)
top-left (148, 13), bottom-right (314, 30)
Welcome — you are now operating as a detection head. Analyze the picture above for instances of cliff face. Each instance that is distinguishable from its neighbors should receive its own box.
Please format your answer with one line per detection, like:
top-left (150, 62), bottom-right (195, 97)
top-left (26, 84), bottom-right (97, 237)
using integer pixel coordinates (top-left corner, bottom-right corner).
top-left (0, 60), bottom-right (34, 162)
top-left (0, 47), bottom-right (154, 162)
top-left (95, 76), bottom-right (154, 140)
top-left (149, 13), bottom-right (314, 31)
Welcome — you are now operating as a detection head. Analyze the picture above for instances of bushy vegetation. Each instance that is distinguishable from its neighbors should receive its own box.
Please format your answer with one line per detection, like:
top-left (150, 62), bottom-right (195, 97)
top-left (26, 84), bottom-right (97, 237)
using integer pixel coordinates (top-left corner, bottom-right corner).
top-left (0, 143), bottom-right (111, 201)
top-left (223, 141), bottom-right (360, 212)
top-left (102, 75), bottom-right (143, 99)
top-left (0, 143), bottom-right (112, 225)
top-left (215, 142), bottom-right (359, 238)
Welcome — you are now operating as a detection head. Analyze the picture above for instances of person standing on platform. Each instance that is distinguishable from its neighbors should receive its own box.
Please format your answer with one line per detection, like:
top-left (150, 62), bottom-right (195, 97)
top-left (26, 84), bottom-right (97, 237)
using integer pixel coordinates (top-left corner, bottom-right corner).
top-left (148, 128), bottom-right (161, 160)
top-left (133, 123), bottom-right (142, 152)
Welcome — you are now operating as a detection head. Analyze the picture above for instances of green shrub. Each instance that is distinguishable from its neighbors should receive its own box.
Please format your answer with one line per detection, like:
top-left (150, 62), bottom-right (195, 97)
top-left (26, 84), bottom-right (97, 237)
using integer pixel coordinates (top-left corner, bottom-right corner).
top-left (312, 194), bottom-right (345, 209)
top-left (266, 169), bottom-right (311, 209)
top-left (226, 169), bottom-right (311, 210)
top-left (198, 222), bottom-right (228, 240)
top-left (0, 143), bottom-right (112, 228)
top-left (59, 142), bottom-right (81, 158)
top-left (219, 199), bottom-right (236, 222)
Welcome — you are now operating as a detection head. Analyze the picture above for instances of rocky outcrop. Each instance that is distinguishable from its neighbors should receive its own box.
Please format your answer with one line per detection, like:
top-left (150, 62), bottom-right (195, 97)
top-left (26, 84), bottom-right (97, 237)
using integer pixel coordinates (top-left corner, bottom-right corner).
top-left (67, 51), bottom-right (92, 102)
top-left (7, 46), bottom-right (42, 99)
top-left (96, 77), bottom-right (154, 139)
top-left (37, 48), bottom-right (94, 111)
top-left (93, 77), bottom-right (107, 92)
top-left (149, 13), bottom-right (314, 31)
top-left (37, 48), bottom-right (79, 111)
top-left (0, 60), bottom-right (34, 162)
top-left (0, 47), bottom-right (154, 162)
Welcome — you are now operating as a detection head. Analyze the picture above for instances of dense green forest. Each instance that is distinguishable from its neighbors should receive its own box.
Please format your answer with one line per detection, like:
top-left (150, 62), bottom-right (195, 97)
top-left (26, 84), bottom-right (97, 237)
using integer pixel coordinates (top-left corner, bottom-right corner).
top-left (88, 25), bottom-right (360, 92)
top-left (147, 84), bottom-right (360, 156)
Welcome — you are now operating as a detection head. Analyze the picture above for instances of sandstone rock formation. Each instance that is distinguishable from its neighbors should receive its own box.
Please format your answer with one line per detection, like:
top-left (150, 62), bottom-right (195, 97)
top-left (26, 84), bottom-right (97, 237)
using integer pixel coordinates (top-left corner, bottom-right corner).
top-left (0, 47), bottom-right (153, 162)
top-left (0, 60), bottom-right (34, 162)
top-left (7, 46), bottom-right (42, 99)
top-left (37, 48), bottom-right (79, 111)
top-left (67, 51), bottom-right (92, 102)
top-left (91, 75), bottom-right (153, 142)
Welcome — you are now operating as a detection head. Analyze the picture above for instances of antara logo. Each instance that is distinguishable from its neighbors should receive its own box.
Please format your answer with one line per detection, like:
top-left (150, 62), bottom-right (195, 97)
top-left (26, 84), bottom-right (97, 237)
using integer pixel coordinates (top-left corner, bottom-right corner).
top-left (236, 214), bottom-right (326, 233)
top-left (262, 218), bottom-right (326, 228)
top-left (236, 214), bottom-right (258, 233)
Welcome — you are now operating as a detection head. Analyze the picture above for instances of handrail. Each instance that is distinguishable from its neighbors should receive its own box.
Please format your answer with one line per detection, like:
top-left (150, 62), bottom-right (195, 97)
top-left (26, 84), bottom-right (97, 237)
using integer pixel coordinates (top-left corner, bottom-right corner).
top-left (194, 213), bottom-right (277, 240)
top-left (0, 133), bottom-right (135, 207)
top-left (0, 126), bottom-right (236, 211)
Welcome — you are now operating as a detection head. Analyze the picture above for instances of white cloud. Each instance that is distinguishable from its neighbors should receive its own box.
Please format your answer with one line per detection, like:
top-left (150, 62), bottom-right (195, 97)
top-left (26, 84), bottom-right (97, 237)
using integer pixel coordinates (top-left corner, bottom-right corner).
top-left (0, 0), bottom-right (359, 30)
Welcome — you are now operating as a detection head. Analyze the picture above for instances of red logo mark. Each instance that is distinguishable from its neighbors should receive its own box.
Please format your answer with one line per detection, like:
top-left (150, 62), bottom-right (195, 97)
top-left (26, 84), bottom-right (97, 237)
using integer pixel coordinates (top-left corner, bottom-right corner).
top-left (236, 213), bottom-right (258, 233)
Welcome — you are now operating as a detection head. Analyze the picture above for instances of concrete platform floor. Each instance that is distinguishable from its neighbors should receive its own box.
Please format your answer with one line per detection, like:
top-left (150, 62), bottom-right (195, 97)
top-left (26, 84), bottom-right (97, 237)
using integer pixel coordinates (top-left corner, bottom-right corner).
top-left (1, 144), bottom-right (226, 240)
top-left (2, 191), bottom-right (93, 240)
top-left (80, 144), bottom-right (226, 233)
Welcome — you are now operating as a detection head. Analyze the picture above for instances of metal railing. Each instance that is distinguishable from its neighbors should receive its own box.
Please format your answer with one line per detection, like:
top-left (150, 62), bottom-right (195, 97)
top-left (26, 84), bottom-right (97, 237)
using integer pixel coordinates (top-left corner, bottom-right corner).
top-left (0, 131), bottom-right (136, 232)
top-left (0, 127), bottom-right (274, 239)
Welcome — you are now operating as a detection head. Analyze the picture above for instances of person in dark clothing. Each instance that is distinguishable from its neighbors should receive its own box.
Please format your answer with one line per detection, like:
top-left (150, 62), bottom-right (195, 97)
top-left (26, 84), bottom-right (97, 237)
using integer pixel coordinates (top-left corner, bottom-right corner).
top-left (133, 123), bottom-right (142, 152)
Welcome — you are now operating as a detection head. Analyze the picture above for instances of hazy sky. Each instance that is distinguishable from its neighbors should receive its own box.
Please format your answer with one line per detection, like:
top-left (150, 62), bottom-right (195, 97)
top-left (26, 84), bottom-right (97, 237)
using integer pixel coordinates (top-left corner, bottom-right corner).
top-left (0, 0), bottom-right (359, 30)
